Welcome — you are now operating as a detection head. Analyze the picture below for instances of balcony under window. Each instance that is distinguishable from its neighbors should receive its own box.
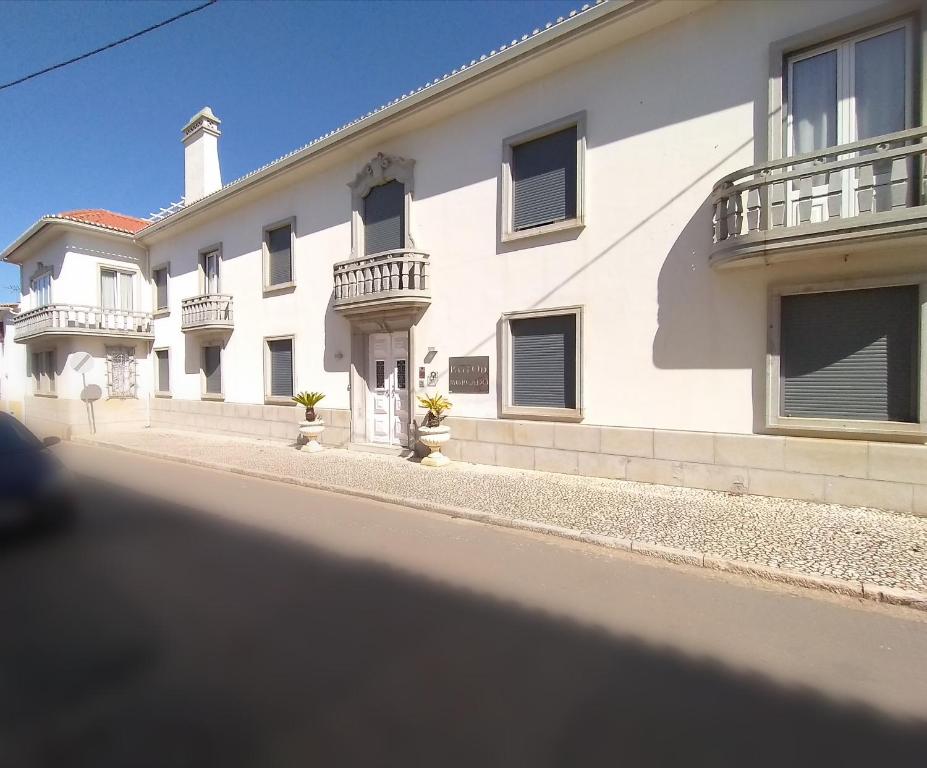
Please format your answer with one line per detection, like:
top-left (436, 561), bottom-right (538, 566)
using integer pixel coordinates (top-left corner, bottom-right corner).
top-left (712, 22), bottom-right (927, 267)
top-left (181, 294), bottom-right (234, 334)
top-left (710, 126), bottom-right (927, 267)
top-left (332, 249), bottom-right (430, 316)
top-left (13, 304), bottom-right (153, 343)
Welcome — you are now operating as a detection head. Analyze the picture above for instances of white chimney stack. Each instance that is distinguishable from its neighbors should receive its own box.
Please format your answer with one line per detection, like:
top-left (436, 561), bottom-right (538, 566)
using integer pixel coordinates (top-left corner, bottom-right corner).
top-left (182, 106), bottom-right (222, 203)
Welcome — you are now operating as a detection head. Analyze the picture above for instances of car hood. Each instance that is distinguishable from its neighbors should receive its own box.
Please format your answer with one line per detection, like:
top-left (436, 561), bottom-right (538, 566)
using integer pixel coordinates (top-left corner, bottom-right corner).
top-left (0, 449), bottom-right (61, 498)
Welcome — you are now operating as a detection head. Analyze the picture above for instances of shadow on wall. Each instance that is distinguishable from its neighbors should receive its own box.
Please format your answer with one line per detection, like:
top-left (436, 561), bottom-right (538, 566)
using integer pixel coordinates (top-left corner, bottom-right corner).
top-left (322, 294), bottom-right (351, 376)
top-left (1, 477), bottom-right (925, 766)
top-left (652, 199), bottom-right (766, 430)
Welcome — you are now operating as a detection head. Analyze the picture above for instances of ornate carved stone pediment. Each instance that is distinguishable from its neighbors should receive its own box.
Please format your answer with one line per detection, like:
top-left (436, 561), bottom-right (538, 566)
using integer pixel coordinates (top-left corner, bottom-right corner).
top-left (348, 153), bottom-right (415, 198)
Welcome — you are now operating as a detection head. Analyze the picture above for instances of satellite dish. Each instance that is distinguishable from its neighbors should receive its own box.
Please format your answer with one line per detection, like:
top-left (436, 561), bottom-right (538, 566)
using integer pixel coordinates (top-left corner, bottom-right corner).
top-left (80, 384), bottom-right (102, 403)
top-left (70, 351), bottom-right (94, 375)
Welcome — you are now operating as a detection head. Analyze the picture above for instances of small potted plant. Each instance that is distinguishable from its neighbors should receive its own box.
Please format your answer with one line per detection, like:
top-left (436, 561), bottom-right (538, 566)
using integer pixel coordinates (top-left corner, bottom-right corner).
top-left (292, 391), bottom-right (326, 452)
top-left (417, 392), bottom-right (452, 467)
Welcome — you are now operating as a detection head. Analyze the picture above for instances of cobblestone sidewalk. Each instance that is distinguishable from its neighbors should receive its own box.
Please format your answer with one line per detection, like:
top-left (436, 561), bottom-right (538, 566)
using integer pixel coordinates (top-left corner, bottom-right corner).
top-left (77, 429), bottom-right (927, 596)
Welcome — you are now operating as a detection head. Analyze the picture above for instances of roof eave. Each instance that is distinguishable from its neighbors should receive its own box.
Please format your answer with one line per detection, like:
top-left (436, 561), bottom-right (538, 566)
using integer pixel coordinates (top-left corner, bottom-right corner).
top-left (1, 217), bottom-right (138, 265)
top-left (138, 0), bottom-right (648, 240)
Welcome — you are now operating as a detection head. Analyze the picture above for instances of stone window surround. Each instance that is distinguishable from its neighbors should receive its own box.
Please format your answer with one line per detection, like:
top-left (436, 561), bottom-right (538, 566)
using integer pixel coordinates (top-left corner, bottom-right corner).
top-left (766, 3), bottom-right (922, 164)
top-left (348, 152), bottom-right (416, 258)
top-left (197, 242), bottom-right (223, 295)
top-left (200, 339), bottom-right (225, 401)
top-left (263, 333), bottom-right (297, 405)
top-left (766, 272), bottom-right (927, 441)
top-left (262, 216), bottom-right (297, 294)
top-left (500, 111), bottom-right (587, 243)
top-left (500, 304), bottom-right (584, 422)
top-left (154, 346), bottom-right (171, 398)
top-left (152, 261), bottom-right (170, 317)
top-left (30, 346), bottom-right (57, 397)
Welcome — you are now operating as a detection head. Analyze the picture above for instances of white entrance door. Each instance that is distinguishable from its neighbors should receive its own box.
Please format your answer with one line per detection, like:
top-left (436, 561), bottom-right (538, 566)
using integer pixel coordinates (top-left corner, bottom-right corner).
top-left (367, 331), bottom-right (409, 447)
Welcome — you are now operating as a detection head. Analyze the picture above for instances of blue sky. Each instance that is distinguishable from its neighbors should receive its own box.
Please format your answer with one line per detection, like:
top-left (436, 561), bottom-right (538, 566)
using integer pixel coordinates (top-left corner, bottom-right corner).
top-left (0, 0), bottom-right (580, 300)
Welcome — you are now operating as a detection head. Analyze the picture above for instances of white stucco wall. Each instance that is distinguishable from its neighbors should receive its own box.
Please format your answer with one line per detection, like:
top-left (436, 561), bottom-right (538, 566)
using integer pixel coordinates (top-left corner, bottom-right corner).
top-left (142, 0), bottom-right (906, 436)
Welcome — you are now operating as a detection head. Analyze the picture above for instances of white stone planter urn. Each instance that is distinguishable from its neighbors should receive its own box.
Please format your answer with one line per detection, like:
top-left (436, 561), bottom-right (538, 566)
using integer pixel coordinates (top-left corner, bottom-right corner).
top-left (298, 420), bottom-right (325, 453)
top-left (418, 424), bottom-right (451, 467)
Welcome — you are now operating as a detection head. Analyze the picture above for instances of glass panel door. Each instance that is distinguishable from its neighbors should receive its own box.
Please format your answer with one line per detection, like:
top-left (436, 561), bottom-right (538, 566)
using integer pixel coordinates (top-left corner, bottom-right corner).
top-left (787, 22), bottom-right (910, 224)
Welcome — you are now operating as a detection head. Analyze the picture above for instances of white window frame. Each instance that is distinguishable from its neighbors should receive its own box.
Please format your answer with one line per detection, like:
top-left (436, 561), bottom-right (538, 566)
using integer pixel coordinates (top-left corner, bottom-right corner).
top-left (501, 112), bottom-right (586, 243)
top-left (31, 347), bottom-right (57, 396)
top-left (198, 243), bottom-right (223, 296)
top-left (767, 273), bottom-right (927, 440)
top-left (263, 334), bottom-right (297, 404)
top-left (200, 341), bottom-right (225, 401)
top-left (152, 262), bottom-right (171, 316)
top-left (98, 265), bottom-right (137, 311)
top-left (768, 7), bottom-right (916, 164)
top-left (500, 305), bottom-right (583, 421)
top-left (783, 19), bottom-right (913, 223)
top-left (154, 347), bottom-right (171, 397)
top-left (262, 217), bottom-right (297, 293)
top-left (30, 270), bottom-right (52, 310)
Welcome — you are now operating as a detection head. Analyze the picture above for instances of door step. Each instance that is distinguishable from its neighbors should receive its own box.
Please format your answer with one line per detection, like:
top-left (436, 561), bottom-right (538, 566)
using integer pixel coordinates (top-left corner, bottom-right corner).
top-left (347, 442), bottom-right (415, 458)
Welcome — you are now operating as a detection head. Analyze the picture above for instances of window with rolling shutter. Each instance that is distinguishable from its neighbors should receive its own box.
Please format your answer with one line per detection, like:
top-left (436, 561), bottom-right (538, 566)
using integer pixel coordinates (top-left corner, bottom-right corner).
top-left (781, 286), bottom-right (919, 422)
top-left (154, 268), bottom-right (168, 310)
top-left (266, 225), bottom-right (292, 286)
top-left (363, 180), bottom-right (404, 255)
top-left (511, 314), bottom-right (577, 409)
top-left (511, 126), bottom-right (577, 232)
top-left (156, 349), bottom-right (170, 393)
top-left (267, 338), bottom-right (294, 398)
top-left (203, 345), bottom-right (222, 395)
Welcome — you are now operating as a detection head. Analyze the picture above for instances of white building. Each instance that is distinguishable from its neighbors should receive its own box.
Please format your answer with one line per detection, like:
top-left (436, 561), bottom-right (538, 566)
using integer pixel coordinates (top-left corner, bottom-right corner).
top-left (3, 0), bottom-right (927, 513)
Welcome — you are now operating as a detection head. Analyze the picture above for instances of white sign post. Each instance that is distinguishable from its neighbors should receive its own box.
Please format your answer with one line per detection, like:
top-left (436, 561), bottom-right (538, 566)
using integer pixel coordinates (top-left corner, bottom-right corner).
top-left (70, 352), bottom-right (98, 434)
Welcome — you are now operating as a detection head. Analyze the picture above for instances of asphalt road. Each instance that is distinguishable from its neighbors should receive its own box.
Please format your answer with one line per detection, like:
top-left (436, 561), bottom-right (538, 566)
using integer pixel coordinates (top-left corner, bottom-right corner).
top-left (1, 444), bottom-right (926, 767)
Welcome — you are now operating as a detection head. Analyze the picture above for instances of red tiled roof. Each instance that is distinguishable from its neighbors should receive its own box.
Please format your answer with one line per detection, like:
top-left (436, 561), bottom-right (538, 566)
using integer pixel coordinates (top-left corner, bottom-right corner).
top-left (55, 209), bottom-right (149, 234)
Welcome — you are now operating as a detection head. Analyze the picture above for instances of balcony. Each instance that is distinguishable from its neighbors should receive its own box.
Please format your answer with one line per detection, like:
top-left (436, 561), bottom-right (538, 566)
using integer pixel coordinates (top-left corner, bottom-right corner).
top-left (181, 294), bottom-right (234, 334)
top-left (711, 126), bottom-right (927, 268)
top-left (13, 304), bottom-right (153, 343)
top-left (332, 249), bottom-right (430, 316)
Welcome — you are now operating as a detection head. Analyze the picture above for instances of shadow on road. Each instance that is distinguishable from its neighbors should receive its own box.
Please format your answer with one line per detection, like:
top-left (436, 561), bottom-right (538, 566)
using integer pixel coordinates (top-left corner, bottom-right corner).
top-left (0, 477), bottom-right (925, 767)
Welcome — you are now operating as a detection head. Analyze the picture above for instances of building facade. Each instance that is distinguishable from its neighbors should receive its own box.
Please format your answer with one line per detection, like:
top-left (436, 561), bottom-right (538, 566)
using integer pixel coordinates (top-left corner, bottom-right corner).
top-left (4, 0), bottom-right (927, 513)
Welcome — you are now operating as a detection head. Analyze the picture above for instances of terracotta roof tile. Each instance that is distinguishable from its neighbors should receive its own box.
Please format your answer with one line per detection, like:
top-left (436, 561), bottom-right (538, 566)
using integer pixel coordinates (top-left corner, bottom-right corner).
top-left (55, 209), bottom-right (149, 234)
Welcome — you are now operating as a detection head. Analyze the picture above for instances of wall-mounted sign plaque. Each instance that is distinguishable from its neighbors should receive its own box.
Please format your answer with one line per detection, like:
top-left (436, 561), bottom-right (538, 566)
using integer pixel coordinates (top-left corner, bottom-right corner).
top-left (449, 356), bottom-right (490, 394)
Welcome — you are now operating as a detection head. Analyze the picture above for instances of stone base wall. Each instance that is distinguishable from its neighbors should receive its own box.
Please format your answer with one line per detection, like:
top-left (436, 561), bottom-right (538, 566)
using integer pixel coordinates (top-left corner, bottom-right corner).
top-left (439, 417), bottom-right (927, 516)
top-left (150, 397), bottom-right (351, 447)
top-left (23, 396), bottom-right (147, 440)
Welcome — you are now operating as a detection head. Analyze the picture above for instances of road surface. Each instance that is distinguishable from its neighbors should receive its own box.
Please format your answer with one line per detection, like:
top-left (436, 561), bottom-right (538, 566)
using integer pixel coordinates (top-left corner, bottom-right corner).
top-left (1, 443), bottom-right (925, 767)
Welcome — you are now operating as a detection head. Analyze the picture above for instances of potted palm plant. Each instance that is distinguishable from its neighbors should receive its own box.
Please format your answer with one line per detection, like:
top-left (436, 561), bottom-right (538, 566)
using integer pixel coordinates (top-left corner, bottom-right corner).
top-left (417, 392), bottom-right (452, 467)
top-left (292, 391), bottom-right (326, 452)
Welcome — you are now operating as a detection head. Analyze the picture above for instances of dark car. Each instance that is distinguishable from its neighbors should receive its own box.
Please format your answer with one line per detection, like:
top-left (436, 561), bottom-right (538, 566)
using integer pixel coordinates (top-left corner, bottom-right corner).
top-left (0, 413), bottom-right (73, 529)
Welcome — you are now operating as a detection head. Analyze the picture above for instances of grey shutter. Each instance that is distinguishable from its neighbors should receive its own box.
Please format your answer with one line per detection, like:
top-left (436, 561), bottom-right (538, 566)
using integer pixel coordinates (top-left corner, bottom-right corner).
top-left (511, 314), bottom-right (576, 408)
top-left (269, 339), bottom-right (294, 397)
top-left (512, 126), bottom-right (577, 231)
top-left (204, 346), bottom-right (222, 394)
top-left (155, 269), bottom-right (168, 309)
top-left (363, 180), bottom-right (404, 255)
top-left (156, 350), bottom-right (169, 392)
top-left (268, 225), bottom-right (292, 286)
top-left (781, 286), bottom-right (918, 422)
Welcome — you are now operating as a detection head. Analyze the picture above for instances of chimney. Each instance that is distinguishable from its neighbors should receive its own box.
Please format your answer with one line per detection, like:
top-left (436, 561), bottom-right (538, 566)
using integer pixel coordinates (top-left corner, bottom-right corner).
top-left (182, 106), bottom-right (222, 203)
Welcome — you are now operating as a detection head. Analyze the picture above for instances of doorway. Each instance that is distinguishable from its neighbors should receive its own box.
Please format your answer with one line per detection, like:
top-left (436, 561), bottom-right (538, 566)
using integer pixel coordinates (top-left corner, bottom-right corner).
top-left (366, 331), bottom-right (409, 447)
